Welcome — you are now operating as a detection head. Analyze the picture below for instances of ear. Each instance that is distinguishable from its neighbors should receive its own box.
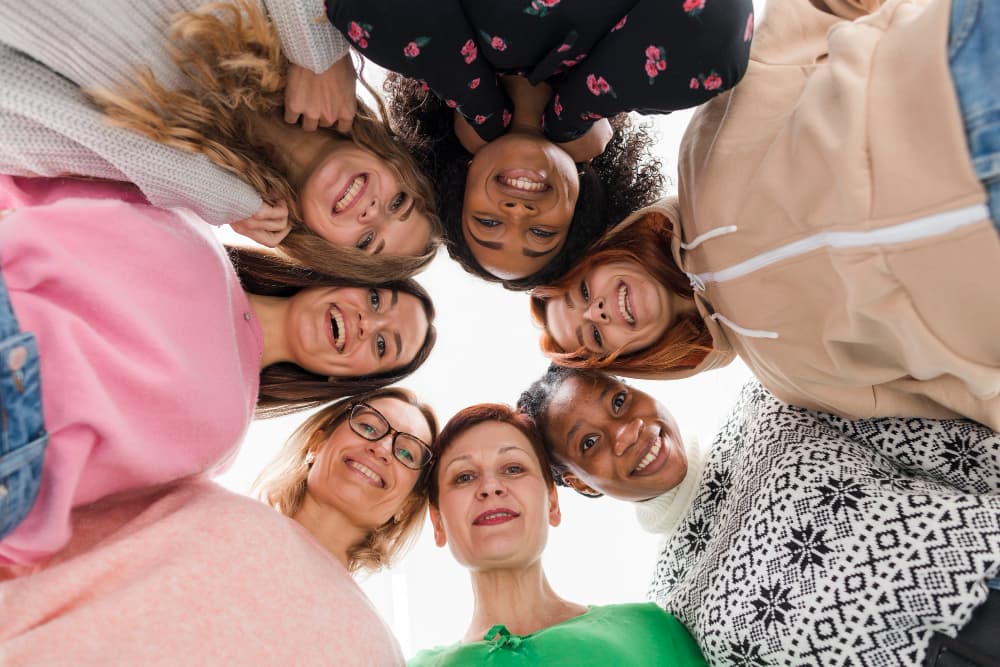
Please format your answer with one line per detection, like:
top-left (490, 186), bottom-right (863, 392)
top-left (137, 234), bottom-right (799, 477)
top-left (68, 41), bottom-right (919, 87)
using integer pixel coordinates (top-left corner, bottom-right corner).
top-left (561, 472), bottom-right (604, 499)
top-left (429, 506), bottom-right (447, 548)
top-left (547, 484), bottom-right (562, 527)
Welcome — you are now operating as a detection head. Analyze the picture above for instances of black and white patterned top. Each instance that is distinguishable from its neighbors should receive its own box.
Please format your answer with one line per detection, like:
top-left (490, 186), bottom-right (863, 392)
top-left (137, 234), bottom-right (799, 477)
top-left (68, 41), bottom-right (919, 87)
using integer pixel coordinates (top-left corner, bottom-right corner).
top-left (649, 382), bottom-right (1000, 666)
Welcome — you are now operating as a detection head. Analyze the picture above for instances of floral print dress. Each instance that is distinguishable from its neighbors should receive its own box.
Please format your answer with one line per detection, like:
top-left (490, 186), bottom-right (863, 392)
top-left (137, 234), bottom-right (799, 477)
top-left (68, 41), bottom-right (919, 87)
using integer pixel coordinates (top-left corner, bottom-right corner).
top-left (326, 0), bottom-right (754, 143)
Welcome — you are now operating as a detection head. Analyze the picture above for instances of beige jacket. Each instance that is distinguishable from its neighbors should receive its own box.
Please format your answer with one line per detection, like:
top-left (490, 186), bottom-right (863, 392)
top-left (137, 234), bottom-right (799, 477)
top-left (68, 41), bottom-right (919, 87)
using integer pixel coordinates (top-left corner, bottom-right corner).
top-left (626, 0), bottom-right (1000, 429)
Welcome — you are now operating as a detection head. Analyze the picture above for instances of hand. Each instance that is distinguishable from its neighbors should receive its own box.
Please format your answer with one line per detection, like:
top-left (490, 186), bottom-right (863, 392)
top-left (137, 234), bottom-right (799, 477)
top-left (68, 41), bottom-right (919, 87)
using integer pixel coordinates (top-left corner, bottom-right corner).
top-left (454, 111), bottom-right (489, 154)
top-left (230, 201), bottom-right (291, 247)
top-left (284, 56), bottom-right (357, 133)
top-left (557, 118), bottom-right (613, 163)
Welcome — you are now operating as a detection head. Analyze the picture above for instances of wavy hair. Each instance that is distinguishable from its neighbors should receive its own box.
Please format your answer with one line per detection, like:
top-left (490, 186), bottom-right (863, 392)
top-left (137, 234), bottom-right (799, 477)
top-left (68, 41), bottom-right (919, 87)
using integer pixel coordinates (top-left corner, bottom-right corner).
top-left (89, 0), bottom-right (442, 282)
top-left (253, 387), bottom-right (439, 573)
top-left (530, 212), bottom-right (712, 375)
top-left (383, 73), bottom-right (665, 290)
top-left (228, 246), bottom-right (437, 418)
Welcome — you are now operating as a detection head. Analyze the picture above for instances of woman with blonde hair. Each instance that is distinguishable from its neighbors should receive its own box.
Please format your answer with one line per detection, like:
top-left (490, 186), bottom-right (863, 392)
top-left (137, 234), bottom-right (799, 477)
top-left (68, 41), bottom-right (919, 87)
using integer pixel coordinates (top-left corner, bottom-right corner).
top-left (0, 0), bottom-right (442, 282)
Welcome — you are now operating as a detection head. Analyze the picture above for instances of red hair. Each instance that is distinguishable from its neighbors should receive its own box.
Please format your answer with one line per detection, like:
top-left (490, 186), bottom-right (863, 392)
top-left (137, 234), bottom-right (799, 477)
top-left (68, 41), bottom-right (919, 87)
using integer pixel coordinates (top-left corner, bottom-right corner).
top-left (530, 212), bottom-right (713, 375)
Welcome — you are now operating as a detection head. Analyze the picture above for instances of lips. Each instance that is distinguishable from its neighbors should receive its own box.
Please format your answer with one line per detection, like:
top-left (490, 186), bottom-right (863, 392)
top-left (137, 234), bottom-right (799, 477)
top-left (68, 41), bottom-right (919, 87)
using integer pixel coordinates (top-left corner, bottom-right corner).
top-left (472, 508), bottom-right (521, 526)
top-left (333, 174), bottom-right (367, 214)
top-left (618, 281), bottom-right (636, 326)
top-left (345, 457), bottom-right (385, 488)
top-left (328, 305), bottom-right (347, 352)
top-left (630, 430), bottom-right (670, 477)
top-left (495, 169), bottom-right (550, 201)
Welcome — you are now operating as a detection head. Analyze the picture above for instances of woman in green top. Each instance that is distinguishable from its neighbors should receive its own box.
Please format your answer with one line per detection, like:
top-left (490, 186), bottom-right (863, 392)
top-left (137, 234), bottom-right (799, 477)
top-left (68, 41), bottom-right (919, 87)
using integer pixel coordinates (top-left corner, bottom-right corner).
top-left (409, 403), bottom-right (706, 666)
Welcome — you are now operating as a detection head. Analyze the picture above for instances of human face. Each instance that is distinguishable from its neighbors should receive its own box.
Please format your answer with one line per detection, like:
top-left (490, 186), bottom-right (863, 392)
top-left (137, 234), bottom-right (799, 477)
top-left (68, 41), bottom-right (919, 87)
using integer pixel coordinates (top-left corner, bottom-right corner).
top-left (431, 421), bottom-right (560, 571)
top-left (299, 143), bottom-right (432, 257)
top-left (545, 260), bottom-right (673, 357)
top-left (462, 132), bottom-right (580, 280)
top-left (285, 286), bottom-right (428, 378)
top-left (543, 374), bottom-right (687, 502)
top-left (305, 396), bottom-right (433, 530)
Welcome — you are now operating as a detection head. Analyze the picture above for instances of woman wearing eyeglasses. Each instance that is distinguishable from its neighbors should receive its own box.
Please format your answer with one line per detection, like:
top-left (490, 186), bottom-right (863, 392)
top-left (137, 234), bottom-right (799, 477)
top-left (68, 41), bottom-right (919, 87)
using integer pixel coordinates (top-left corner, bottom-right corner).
top-left (256, 387), bottom-right (437, 571)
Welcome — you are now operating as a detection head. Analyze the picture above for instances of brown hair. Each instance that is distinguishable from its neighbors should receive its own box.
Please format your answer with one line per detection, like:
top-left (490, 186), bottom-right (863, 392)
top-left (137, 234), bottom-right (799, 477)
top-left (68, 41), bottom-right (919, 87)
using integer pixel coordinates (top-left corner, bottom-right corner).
top-left (89, 0), bottom-right (442, 282)
top-left (254, 387), bottom-right (439, 573)
top-left (530, 212), bottom-right (713, 374)
top-left (228, 246), bottom-right (437, 418)
top-left (428, 403), bottom-right (553, 507)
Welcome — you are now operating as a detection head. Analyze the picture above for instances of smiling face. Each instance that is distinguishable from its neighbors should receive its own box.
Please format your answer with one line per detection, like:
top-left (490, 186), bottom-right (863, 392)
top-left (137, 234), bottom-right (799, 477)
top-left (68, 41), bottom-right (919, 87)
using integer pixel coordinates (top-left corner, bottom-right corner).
top-left (431, 421), bottom-right (560, 571)
top-left (544, 259), bottom-right (673, 358)
top-left (305, 396), bottom-right (434, 530)
top-left (462, 132), bottom-right (580, 280)
top-left (285, 286), bottom-right (428, 378)
top-left (299, 143), bottom-right (433, 257)
top-left (542, 374), bottom-right (687, 502)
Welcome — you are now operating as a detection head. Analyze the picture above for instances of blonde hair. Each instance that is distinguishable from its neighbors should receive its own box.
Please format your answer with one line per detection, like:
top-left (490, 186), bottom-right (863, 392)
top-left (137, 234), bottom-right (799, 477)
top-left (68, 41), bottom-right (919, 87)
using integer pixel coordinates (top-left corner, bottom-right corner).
top-left (89, 0), bottom-right (442, 282)
top-left (253, 388), bottom-right (439, 573)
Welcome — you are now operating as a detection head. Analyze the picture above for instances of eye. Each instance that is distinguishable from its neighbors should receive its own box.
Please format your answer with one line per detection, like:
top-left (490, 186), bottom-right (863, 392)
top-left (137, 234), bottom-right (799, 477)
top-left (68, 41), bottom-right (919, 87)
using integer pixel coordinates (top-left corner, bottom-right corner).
top-left (475, 217), bottom-right (502, 229)
top-left (389, 192), bottom-right (408, 212)
top-left (356, 231), bottom-right (375, 251)
top-left (579, 280), bottom-right (590, 303)
top-left (591, 325), bottom-right (603, 349)
top-left (455, 472), bottom-right (475, 485)
top-left (611, 390), bottom-right (627, 414)
top-left (358, 421), bottom-right (379, 436)
top-left (504, 464), bottom-right (524, 475)
top-left (580, 434), bottom-right (600, 454)
top-left (368, 288), bottom-right (381, 311)
top-left (376, 334), bottom-right (387, 359)
top-left (396, 446), bottom-right (415, 463)
top-left (529, 228), bottom-right (556, 239)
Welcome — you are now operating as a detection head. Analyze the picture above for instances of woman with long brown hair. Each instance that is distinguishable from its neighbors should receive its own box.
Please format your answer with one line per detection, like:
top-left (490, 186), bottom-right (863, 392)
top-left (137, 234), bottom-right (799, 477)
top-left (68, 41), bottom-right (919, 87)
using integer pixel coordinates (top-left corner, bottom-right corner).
top-left (0, 0), bottom-right (442, 282)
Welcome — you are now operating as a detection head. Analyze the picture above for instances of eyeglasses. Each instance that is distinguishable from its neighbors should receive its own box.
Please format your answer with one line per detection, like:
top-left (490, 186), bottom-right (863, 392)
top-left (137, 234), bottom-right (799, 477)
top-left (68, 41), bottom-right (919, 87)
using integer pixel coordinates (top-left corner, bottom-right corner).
top-left (347, 402), bottom-right (434, 470)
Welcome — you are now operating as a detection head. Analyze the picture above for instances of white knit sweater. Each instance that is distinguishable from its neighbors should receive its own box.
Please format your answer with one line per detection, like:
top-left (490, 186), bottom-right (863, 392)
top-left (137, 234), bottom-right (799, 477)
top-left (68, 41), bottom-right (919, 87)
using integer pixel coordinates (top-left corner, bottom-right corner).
top-left (0, 0), bottom-right (348, 226)
top-left (633, 433), bottom-right (705, 536)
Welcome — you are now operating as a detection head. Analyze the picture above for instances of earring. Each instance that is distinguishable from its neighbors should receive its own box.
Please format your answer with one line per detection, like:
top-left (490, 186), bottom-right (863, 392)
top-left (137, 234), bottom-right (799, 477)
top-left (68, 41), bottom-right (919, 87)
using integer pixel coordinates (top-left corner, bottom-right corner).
top-left (304, 451), bottom-right (315, 467)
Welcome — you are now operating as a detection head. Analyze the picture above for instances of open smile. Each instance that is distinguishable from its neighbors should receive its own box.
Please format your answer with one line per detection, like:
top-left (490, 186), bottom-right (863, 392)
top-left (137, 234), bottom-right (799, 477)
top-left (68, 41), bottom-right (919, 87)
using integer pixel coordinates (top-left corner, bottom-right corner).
top-left (472, 507), bottom-right (521, 526)
top-left (333, 174), bottom-right (368, 214)
top-left (327, 305), bottom-right (348, 352)
top-left (618, 281), bottom-right (636, 326)
top-left (345, 457), bottom-right (385, 488)
top-left (630, 430), bottom-right (670, 477)
top-left (495, 170), bottom-right (551, 201)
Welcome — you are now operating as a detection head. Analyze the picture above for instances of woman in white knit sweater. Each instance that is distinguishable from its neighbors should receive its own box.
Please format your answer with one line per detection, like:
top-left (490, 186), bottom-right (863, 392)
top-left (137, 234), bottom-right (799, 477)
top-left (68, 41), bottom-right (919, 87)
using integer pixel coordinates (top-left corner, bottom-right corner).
top-left (0, 0), bottom-right (441, 282)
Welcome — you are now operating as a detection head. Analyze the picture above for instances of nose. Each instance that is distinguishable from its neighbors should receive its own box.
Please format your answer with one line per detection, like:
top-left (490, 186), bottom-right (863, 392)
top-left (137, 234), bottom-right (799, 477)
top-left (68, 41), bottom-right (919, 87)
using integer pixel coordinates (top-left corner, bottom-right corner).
top-left (358, 196), bottom-right (384, 224)
top-left (476, 474), bottom-right (506, 499)
top-left (613, 417), bottom-right (643, 456)
top-left (355, 309), bottom-right (387, 341)
top-left (584, 297), bottom-right (609, 323)
top-left (500, 199), bottom-right (538, 214)
top-left (366, 438), bottom-right (392, 463)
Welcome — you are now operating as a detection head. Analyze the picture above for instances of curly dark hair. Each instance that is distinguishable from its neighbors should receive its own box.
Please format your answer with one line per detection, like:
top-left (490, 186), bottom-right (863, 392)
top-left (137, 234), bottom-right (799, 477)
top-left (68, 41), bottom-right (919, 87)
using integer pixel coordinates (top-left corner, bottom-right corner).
top-left (383, 73), bottom-right (665, 291)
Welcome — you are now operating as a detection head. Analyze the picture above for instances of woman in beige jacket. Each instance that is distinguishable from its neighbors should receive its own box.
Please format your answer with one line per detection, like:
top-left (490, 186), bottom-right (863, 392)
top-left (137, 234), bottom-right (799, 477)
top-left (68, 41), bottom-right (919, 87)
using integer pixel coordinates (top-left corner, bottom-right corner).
top-left (531, 0), bottom-right (1000, 432)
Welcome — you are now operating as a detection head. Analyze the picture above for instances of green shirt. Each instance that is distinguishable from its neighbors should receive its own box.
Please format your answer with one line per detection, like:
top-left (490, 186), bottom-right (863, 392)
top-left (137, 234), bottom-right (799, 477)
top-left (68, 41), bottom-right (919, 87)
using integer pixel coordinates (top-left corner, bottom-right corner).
top-left (408, 603), bottom-right (706, 666)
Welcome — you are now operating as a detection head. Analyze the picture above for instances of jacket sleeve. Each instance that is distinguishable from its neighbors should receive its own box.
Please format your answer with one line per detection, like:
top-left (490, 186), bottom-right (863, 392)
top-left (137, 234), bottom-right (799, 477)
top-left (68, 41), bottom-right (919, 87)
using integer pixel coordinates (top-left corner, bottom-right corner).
top-left (0, 46), bottom-right (261, 226)
top-left (544, 0), bottom-right (754, 142)
top-left (325, 0), bottom-right (511, 141)
top-left (264, 0), bottom-right (350, 73)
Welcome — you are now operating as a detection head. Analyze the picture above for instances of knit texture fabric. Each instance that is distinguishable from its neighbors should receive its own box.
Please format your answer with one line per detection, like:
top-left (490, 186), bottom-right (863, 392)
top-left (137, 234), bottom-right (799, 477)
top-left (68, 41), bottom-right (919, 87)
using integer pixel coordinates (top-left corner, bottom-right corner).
top-left (634, 433), bottom-right (705, 536)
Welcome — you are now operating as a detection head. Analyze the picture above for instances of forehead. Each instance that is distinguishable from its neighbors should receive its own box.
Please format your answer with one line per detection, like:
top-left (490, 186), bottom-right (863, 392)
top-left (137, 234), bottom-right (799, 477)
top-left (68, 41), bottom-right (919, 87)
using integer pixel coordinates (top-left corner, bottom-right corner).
top-left (544, 296), bottom-right (577, 352)
top-left (385, 209), bottom-right (433, 257)
top-left (394, 291), bottom-right (429, 359)
top-left (443, 421), bottom-right (536, 463)
top-left (367, 396), bottom-right (432, 441)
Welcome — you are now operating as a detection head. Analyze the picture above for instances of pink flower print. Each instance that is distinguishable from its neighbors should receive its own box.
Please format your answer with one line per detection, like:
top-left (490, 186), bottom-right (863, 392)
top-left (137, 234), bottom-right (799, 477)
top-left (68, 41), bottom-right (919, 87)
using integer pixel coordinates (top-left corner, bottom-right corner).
top-left (611, 14), bottom-right (628, 31)
top-left (346, 21), bottom-right (372, 48)
top-left (561, 54), bottom-right (587, 70)
top-left (557, 43), bottom-right (571, 53)
top-left (580, 111), bottom-right (603, 121)
top-left (446, 99), bottom-right (458, 108)
top-left (468, 77), bottom-right (481, 90)
top-left (502, 109), bottom-right (512, 127)
top-left (689, 77), bottom-right (700, 90)
top-left (418, 80), bottom-right (430, 92)
top-left (553, 94), bottom-right (563, 118)
top-left (473, 114), bottom-right (488, 125)
top-left (524, 0), bottom-right (559, 17)
top-left (645, 45), bottom-right (660, 60)
top-left (656, 60), bottom-right (667, 71)
top-left (703, 72), bottom-right (723, 90)
top-left (539, 0), bottom-right (560, 6)
top-left (644, 45), bottom-right (668, 84)
top-left (585, 73), bottom-right (614, 97)
top-left (645, 61), bottom-right (658, 78)
top-left (744, 12), bottom-right (754, 42)
top-left (491, 36), bottom-right (507, 51)
top-left (461, 39), bottom-right (478, 64)
top-left (683, 0), bottom-right (706, 14)
top-left (403, 36), bottom-right (431, 59)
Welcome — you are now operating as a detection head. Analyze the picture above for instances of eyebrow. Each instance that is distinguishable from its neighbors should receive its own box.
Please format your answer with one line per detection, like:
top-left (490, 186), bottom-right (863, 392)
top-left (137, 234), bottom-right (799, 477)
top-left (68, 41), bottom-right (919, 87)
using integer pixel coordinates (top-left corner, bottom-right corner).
top-left (522, 246), bottom-right (558, 258)
top-left (390, 289), bottom-right (399, 307)
top-left (400, 198), bottom-right (415, 222)
top-left (373, 239), bottom-right (386, 255)
top-left (564, 384), bottom-right (612, 449)
top-left (468, 231), bottom-right (503, 251)
top-left (443, 445), bottom-right (530, 471)
top-left (394, 331), bottom-right (402, 361)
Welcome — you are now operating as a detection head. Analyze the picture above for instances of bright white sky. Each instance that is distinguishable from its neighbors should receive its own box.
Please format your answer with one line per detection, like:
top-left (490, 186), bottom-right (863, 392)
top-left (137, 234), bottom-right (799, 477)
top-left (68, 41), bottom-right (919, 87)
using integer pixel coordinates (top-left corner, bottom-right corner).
top-left (214, 4), bottom-right (764, 653)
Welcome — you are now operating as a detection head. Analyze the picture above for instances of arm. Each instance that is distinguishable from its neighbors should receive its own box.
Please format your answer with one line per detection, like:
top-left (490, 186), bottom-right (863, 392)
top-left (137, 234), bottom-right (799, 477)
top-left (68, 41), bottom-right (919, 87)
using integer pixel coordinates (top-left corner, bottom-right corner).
top-left (324, 0), bottom-right (511, 142)
top-left (546, 0), bottom-right (754, 142)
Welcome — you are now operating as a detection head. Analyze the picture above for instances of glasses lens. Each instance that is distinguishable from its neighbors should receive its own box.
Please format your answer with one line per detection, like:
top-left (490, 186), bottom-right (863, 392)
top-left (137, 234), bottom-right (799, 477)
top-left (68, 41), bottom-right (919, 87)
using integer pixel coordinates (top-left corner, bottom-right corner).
top-left (394, 434), bottom-right (431, 470)
top-left (351, 404), bottom-right (388, 441)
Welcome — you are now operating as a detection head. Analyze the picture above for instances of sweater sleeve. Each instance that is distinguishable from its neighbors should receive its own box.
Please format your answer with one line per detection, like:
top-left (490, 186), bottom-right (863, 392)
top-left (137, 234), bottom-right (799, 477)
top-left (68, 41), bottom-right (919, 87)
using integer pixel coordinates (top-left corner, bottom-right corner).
top-left (325, 0), bottom-right (511, 141)
top-left (544, 0), bottom-right (754, 142)
top-left (0, 45), bottom-right (260, 226)
top-left (265, 0), bottom-right (350, 73)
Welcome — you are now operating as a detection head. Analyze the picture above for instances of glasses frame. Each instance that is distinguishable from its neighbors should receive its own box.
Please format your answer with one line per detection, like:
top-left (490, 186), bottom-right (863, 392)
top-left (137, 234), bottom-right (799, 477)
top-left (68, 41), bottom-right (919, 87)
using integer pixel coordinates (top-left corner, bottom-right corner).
top-left (346, 402), bottom-right (434, 470)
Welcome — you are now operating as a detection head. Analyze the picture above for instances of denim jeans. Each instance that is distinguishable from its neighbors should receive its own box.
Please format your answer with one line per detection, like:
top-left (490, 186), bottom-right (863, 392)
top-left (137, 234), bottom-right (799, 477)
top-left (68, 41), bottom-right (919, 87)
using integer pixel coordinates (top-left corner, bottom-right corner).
top-left (0, 266), bottom-right (47, 540)
top-left (949, 0), bottom-right (1000, 231)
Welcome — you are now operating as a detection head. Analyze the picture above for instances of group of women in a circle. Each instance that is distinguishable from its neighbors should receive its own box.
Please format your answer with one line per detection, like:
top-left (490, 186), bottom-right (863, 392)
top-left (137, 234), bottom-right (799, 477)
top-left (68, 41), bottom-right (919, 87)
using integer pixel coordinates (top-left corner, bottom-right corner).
top-left (0, 0), bottom-right (998, 665)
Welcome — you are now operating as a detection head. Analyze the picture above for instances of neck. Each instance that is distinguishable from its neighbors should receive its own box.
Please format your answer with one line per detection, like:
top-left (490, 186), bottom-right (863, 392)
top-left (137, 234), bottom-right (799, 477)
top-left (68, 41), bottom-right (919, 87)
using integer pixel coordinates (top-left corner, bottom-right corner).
top-left (463, 559), bottom-right (587, 643)
top-left (500, 75), bottom-right (551, 135)
top-left (248, 112), bottom-right (346, 189)
top-left (291, 494), bottom-right (368, 569)
top-left (247, 293), bottom-right (291, 368)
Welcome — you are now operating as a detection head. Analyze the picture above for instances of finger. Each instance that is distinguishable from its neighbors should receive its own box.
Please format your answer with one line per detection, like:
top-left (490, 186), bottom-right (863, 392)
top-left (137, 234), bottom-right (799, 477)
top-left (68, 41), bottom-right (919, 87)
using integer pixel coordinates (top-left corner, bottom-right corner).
top-left (258, 202), bottom-right (288, 220)
top-left (260, 217), bottom-right (289, 233)
top-left (318, 114), bottom-right (335, 129)
top-left (301, 114), bottom-right (319, 132)
top-left (284, 107), bottom-right (301, 125)
top-left (335, 113), bottom-right (354, 134)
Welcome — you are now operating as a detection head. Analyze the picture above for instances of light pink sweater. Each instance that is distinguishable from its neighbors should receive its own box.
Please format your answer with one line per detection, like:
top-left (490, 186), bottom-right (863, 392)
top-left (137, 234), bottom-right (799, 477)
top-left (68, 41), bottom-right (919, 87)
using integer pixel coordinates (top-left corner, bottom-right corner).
top-left (0, 479), bottom-right (405, 666)
top-left (0, 176), bottom-right (263, 565)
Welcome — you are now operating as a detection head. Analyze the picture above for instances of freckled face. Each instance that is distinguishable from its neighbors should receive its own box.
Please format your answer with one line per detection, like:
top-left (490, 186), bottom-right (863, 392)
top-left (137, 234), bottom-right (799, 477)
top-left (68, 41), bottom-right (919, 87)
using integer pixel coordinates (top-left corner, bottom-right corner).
top-left (431, 421), bottom-right (558, 571)
top-left (462, 132), bottom-right (580, 280)
top-left (543, 374), bottom-right (687, 501)
top-left (299, 144), bottom-right (432, 257)
top-left (284, 286), bottom-right (428, 378)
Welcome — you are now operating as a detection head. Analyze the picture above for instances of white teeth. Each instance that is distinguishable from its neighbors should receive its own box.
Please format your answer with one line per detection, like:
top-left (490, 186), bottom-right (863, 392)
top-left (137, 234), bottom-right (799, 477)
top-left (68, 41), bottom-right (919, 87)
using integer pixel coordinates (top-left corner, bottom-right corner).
top-left (618, 284), bottom-right (635, 325)
top-left (334, 175), bottom-right (365, 213)
top-left (482, 512), bottom-right (512, 521)
top-left (499, 176), bottom-right (546, 192)
top-left (349, 460), bottom-right (383, 486)
top-left (634, 437), bottom-right (662, 473)
top-left (329, 306), bottom-right (346, 351)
